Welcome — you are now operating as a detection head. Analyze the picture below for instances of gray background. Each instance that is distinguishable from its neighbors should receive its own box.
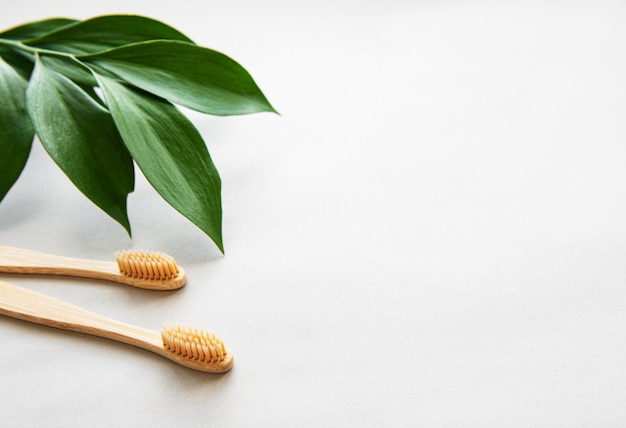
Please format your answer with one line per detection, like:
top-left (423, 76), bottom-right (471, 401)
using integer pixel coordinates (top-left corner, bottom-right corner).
top-left (1, 0), bottom-right (626, 426)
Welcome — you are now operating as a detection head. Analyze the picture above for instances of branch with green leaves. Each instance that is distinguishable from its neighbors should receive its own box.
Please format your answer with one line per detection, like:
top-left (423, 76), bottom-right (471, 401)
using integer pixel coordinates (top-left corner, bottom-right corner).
top-left (0, 15), bottom-right (277, 253)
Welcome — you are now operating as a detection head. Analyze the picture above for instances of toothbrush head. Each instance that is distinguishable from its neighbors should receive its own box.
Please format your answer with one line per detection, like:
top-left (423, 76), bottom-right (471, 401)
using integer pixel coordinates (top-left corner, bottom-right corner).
top-left (161, 324), bottom-right (233, 373)
top-left (115, 251), bottom-right (186, 289)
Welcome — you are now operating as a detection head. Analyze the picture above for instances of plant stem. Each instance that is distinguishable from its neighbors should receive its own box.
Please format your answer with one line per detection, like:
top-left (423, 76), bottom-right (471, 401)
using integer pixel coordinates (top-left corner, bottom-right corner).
top-left (0, 38), bottom-right (75, 59)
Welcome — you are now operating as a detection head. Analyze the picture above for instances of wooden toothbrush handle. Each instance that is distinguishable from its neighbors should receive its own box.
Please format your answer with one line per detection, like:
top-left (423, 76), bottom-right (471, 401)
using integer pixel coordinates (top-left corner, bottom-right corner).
top-left (0, 280), bottom-right (162, 351)
top-left (0, 245), bottom-right (118, 278)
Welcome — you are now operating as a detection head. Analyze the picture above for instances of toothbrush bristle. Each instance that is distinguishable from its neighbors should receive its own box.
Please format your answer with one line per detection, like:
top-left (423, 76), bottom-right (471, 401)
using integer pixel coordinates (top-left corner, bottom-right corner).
top-left (161, 324), bottom-right (227, 363)
top-left (115, 251), bottom-right (179, 281)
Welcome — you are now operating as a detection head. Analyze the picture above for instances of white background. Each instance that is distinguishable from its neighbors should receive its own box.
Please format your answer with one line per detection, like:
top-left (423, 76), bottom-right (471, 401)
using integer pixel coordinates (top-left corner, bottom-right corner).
top-left (1, 0), bottom-right (626, 426)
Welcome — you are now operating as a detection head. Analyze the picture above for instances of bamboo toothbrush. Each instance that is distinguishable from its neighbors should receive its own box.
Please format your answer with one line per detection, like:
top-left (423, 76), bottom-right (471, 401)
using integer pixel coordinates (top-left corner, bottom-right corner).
top-left (0, 280), bottom-right (233, 373)
top-left (0, 246), bottom-right (186, 290)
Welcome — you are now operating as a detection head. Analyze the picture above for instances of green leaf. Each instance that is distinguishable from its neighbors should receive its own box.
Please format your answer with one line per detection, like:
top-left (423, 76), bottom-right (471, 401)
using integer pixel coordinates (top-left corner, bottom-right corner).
top-left (0, 17), bottom-right (77, 40)
top-left (26, 56), bottom-right (134, 233)
top-left (36, 56), bottom-right (105, 106)
top-left (0, 18), bottom-right (78, 80)
top-left (0, 56), bottom-right (34, 201)
top-left (81, 40), bottom-right (276, 116)
top-left (94, 73), bottom-right (224, 252)
top-left (25, 15), bottom-right (193, 54)
top-left (40, 56), bottom-right (97, 86)
top-left (0, 47), bottom-right (34, 80)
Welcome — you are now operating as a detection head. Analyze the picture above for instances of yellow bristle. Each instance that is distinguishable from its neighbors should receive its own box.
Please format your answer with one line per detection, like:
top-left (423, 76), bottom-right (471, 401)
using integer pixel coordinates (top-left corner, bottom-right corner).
top-left (115, 251), bottom-right (179, 280)
top-left (161, 324), bottom-right (227, 363)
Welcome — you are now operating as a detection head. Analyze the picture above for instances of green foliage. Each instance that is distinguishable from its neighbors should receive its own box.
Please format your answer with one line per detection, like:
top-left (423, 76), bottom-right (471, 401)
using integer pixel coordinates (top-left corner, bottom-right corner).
top-left (0, 15), bottom-right (276, 252)
top-left (0, 57), bottom-right (34, 202)
top-left (27, 56), bottom-right (134, 233)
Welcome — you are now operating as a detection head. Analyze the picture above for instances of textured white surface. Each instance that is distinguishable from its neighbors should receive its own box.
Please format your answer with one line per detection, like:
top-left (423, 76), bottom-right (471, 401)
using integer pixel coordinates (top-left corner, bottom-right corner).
top-left (1, 0), bottom-right (626, 426)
